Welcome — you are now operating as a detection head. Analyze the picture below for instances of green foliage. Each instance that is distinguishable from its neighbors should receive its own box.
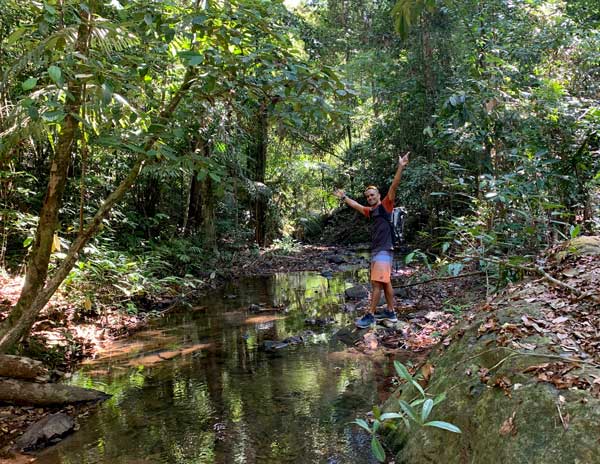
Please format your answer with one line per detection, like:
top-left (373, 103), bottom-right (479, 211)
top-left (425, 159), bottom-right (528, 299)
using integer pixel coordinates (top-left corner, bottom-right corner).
top-left (353, 361), bottom-right (460, 462)
top-left (268, 236), bottom-right (303, 255)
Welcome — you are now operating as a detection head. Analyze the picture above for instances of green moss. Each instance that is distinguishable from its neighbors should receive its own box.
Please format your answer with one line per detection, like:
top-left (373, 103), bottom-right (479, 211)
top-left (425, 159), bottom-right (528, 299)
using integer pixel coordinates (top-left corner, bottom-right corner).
top-left (382, 286), bottom-right (600, 464)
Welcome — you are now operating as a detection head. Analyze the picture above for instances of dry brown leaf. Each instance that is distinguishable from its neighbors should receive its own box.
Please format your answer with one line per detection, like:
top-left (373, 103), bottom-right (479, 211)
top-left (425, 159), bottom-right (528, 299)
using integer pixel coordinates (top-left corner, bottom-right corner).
top-left (421, 363), bottom-right (435, 384)
top-left (499, 411), bottom-right (517, 436)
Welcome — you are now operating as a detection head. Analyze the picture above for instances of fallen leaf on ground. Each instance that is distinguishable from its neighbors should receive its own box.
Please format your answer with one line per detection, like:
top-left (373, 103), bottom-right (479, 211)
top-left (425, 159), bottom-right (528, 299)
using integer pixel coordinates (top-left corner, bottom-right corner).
top-left (499, 411), bottom-right (517, 436)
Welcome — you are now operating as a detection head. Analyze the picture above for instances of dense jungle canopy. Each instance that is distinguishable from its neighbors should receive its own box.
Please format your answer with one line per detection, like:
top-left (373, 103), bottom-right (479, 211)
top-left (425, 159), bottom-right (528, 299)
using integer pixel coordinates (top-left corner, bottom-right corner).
top-left (0, 0), bottom-right (599, 351)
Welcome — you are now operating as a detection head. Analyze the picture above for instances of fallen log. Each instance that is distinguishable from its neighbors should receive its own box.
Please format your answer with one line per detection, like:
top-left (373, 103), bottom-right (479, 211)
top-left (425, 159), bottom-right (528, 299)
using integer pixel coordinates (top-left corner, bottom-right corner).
top-left (0, 379), bottom-right (110, 406)
top-left (0, 355), bottom-right (50, 382)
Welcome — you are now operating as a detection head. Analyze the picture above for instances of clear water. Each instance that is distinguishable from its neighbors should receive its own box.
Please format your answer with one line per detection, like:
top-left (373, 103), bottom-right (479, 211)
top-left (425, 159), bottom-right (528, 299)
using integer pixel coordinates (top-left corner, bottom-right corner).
top-left (35, 270), bottom-right (384, 464)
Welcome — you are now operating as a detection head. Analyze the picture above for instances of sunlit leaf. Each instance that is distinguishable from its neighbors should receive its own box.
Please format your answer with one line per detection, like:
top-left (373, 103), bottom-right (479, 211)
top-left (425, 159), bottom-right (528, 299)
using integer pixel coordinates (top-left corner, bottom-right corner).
top-left (380, 412), bottom-right (403, 421)
top-left (424, 421), bottom-right (462, 433)
top-left (421, 399), bottom-right (433, 422)
top-left (351, 419), bottom-right (372, 434)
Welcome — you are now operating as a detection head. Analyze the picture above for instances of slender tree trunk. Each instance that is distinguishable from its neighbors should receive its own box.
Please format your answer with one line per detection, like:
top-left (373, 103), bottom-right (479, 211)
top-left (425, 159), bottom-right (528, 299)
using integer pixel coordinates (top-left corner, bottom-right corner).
top-left (0, 69), bottom-right (196, 353)
top-left (185, 172), bottom-right (203, 235)
top-left (248, 105), bottom-right (268, 247)
top-left (0, 12), bottom-right (91, 351)
top-left (199, 141), bottom-right (217, 251)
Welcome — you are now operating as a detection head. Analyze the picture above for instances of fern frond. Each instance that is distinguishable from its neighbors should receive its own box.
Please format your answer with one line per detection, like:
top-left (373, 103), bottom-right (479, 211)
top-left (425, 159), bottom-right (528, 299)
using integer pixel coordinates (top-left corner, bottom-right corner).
top-left (0, 26), bottom-right (79, 93)
top-left (89, 20), bottom-right (140, 53)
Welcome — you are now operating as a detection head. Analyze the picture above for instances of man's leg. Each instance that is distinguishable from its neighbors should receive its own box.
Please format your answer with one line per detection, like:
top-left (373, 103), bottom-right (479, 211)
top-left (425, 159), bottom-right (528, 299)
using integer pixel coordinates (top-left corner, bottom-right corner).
top-left (369, 282), bottom-right (382, 313)
top-left (373, 281), bottom-right (398, 322)
top-left (383, 281), bottom-right (394, 311)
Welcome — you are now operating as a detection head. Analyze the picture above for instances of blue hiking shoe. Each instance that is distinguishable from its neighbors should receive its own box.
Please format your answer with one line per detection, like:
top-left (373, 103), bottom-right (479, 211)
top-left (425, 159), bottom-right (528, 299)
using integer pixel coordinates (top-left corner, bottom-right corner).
top-left (375, 309), bottom-right (398, 323)
top-left (355, 313), bottom-right (376, 329)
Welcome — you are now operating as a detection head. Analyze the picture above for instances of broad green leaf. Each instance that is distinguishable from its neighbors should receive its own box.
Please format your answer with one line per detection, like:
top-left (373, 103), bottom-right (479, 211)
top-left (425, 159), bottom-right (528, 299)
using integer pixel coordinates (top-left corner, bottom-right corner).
top-left (372, 420), bottom-right (380, 433)
top-left (424, 421), bottom-right (462, 433)
top-left (399, 400), bottom-right (420, 424)
top-left (394, 360), bottom-right (412, 381)
top-left (421, 399), bottom-right (433, 422)
top-left (44, 3), bottom-right (57, 14)
top-left (22, 78), bottom-right (38, 91)
top-left (351, 419), bottom-right (372, 434)
top-left (410, 379), bottom-right (425, 397)
top-left (380, 412), bottom-right (403, 421)
top-left (48, 65), bottom-right (62, 84)
top-left (6, 27), bottom-right (27, 45)
top-left (188, 54), bottom-right (204, 66)
top-left (371, 437), bottom-right (386, 462)
top-left (433, 392), bottom-right (447, 406)
top-left (372, 405), bottom-right (382, 419)
top-left (42, 110), bottom-right (65, 122)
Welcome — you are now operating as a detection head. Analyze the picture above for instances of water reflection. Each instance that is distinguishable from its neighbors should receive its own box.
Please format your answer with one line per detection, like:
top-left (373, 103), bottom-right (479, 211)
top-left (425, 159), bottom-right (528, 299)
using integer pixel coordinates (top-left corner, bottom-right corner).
top-left (36, 271), bottom-right (378, 464)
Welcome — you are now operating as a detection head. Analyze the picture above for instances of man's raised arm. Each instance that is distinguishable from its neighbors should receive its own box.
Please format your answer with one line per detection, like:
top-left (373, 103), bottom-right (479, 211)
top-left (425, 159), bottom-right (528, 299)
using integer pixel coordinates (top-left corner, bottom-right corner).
top-left (334, 189), bottom-right (366, 215)
top-left (387, 152), bottom-right (410, 202)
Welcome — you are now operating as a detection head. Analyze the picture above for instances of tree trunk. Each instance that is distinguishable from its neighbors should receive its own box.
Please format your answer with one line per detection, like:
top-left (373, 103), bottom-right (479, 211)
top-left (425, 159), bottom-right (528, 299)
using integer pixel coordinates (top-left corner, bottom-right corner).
top-left (200, 143), bottom-right (217, 252)
top-left (185, 172), bottom-right (203, 235)
top-left (0, 379), bottom-right (109, 406)
top-left (0, 68), bottom-right (196, 353)
top-left (0, 13), bottom-right (91, 352)
top-left (248, 104), bottom-right (268, 247)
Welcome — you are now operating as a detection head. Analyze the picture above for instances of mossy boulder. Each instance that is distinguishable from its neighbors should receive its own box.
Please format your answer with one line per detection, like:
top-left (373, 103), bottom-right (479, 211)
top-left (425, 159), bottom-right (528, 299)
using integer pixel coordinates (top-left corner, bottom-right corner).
top-left (554, 235), bottom-right (600, 262)
top-left (383, 295), bottom-right (600, 464)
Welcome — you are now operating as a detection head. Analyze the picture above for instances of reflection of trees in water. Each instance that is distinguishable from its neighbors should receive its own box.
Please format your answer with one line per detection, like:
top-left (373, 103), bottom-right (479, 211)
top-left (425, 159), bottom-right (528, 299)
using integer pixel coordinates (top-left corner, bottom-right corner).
top-left (44, 272), bottom-right (378, 464)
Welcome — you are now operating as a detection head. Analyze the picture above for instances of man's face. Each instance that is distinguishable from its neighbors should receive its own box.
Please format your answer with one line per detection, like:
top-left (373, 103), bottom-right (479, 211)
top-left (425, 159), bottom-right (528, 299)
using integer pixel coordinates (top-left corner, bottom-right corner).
top-left (364, 188), bottom-right (380, 206)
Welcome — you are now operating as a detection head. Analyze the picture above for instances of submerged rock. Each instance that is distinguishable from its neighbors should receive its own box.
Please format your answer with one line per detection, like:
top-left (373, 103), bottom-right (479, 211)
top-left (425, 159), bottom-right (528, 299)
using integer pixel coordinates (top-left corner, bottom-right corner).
top-left (305, 317), bottom-right (335, 327)
top-left (328, 255), bottom-right (346, 264)
top-left (261, 331), bottom-right (317, 352)
top-left (248, 304), bottom-right (262, 312)
top-left (260, 340), bottom-right (289, 352)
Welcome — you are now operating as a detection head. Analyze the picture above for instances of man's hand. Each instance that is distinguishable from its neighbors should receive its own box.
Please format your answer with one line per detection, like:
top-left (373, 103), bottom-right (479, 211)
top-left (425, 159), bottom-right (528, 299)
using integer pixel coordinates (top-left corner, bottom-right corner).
top-left (398, 151), bottom-right (410, 169)
top-left (333, 189), bottom-right (346, 199)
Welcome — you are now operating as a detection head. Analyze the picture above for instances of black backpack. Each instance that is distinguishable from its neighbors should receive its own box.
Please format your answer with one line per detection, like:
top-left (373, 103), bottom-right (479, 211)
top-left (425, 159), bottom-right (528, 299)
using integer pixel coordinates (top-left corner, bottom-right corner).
top-left (389, 207), bottom-right (407, 246)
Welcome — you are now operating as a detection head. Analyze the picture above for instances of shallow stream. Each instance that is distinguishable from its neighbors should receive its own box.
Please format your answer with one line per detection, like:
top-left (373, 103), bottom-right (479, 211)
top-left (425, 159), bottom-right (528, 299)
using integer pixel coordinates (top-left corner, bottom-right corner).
top-left (36, 269), bottom-right (385, 464)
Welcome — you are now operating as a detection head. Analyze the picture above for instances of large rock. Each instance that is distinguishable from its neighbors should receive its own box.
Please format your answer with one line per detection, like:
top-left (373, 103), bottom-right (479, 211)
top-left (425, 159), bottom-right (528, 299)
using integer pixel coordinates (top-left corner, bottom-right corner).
top-left (382, 291), bottom-right (600, 463)
top-left (555, 235), bottom-right (600, 262)
top-left (345, 285), bottom-right (368, 300)
top-left (15, 413), bottom-right (74, 451)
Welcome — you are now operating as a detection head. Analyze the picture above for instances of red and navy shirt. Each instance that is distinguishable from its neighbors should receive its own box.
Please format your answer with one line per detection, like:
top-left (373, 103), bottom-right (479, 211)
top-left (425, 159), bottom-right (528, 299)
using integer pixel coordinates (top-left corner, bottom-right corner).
top-left (360, 195), bottom-right (394, 253)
